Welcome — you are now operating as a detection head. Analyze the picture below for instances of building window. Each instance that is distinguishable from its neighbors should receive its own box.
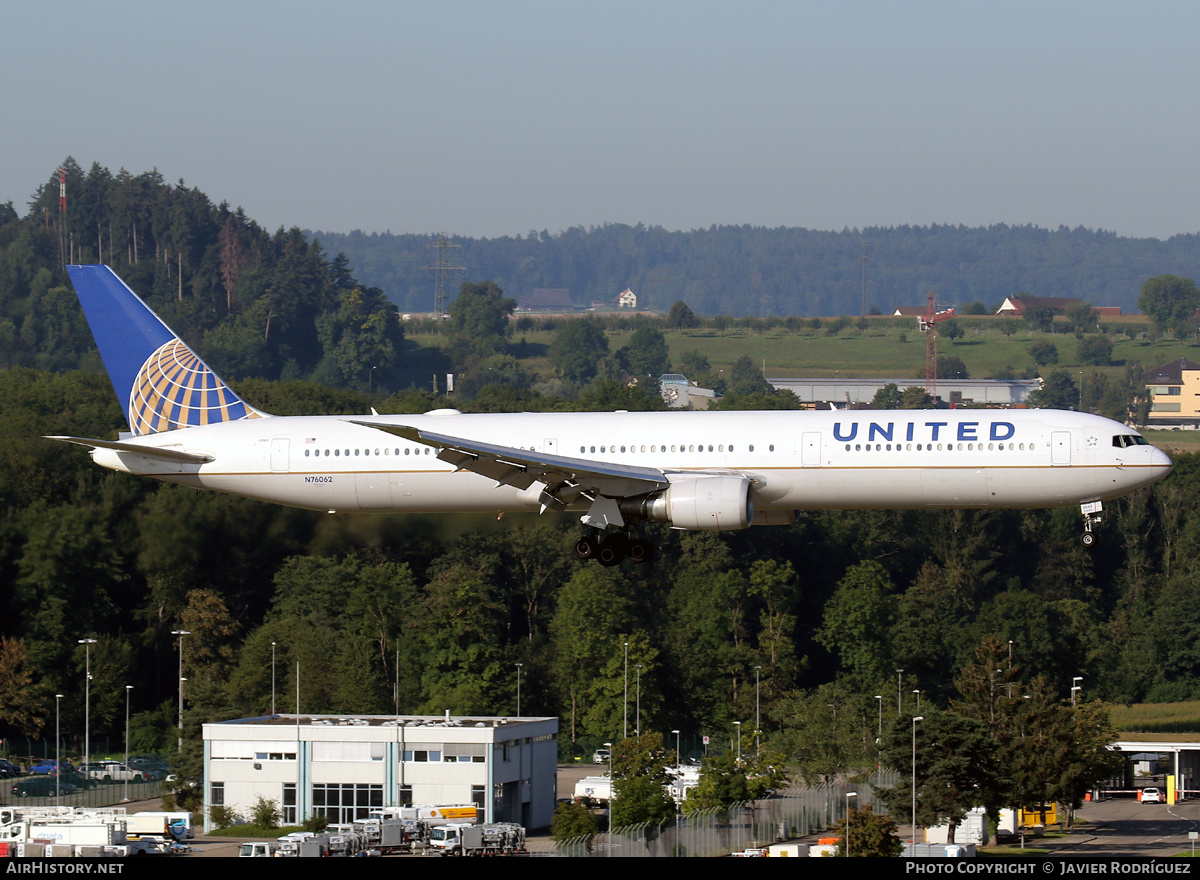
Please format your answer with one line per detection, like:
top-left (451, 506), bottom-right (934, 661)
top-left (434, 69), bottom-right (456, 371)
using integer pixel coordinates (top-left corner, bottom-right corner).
top-left (471, 785), bottom-right (485, 809)
top-left (311, 783), bottom-right (384, 824)
top-left (400, 785), bottom-right (412, 806)
top-left (211, 782), bottom-right (224, 806)
top-left (283, 783), bottom-right (297, 825)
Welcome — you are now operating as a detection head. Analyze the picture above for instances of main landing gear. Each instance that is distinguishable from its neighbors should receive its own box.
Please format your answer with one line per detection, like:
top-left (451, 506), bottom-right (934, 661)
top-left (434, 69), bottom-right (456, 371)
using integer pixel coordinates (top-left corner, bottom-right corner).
top-left (573, 530), bottom-right (656, 566)
top-left (1080, 500), bottom-right (1103, 549)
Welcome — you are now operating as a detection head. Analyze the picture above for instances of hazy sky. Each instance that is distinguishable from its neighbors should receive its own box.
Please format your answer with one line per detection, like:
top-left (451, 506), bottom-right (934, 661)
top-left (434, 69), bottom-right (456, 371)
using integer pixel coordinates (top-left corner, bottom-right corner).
top-left (6, 1), bottom-right (1199, 240)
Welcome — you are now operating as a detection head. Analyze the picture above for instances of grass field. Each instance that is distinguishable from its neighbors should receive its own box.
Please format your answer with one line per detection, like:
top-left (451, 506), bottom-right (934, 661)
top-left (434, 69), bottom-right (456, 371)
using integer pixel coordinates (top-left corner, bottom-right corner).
top-left (1108, 701), bottom-right (1200, 738)
top-left (409, 315), bottom-right (1200, 399)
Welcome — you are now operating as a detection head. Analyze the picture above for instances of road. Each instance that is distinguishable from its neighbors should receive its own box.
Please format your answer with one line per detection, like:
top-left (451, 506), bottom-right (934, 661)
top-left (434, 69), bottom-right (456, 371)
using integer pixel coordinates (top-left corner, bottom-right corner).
top-left (1040, 796), bottom-right (1200, 858)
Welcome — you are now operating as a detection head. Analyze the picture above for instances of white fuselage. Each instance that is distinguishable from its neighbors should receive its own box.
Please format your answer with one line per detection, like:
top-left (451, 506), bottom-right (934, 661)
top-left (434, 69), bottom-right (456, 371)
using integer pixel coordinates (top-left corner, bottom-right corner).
top-left (88, 408), bottom-right (1171, 519)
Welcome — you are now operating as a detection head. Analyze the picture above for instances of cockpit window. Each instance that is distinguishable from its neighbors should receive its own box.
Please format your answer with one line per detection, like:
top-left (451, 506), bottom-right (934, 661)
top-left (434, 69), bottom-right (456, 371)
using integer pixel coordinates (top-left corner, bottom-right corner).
top-left (1112, 434), bottom-right (1150, 448)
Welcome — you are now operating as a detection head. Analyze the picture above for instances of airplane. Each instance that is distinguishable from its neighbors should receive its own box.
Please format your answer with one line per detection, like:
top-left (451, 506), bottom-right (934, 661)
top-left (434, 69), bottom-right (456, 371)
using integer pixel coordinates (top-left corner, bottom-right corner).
top-left (48, 265), bottom-right (1173, 565)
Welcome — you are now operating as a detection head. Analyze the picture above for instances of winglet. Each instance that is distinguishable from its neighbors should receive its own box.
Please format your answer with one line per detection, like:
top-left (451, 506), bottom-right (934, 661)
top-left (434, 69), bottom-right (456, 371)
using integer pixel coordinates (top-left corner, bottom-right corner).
top-left (66, 265), bottom-right (265, 436)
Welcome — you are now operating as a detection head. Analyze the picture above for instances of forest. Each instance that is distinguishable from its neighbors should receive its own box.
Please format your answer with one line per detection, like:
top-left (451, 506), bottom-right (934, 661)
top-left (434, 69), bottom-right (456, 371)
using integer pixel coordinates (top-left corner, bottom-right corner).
top-left (2, 159), bottom-right (1198, 797)
top-left (312, 222), bottom-right (1200, 319)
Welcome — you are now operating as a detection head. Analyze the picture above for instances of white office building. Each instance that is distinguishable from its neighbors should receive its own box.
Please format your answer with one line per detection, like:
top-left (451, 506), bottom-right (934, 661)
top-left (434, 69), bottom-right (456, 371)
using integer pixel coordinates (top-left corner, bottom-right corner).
top-left (202, 713), bottom-right (558, 832)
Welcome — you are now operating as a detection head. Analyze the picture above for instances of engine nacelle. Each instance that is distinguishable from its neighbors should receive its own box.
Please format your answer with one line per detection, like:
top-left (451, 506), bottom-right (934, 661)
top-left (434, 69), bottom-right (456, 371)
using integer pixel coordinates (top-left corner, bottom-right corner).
top-left (622, 474), bottom-right (754, 530)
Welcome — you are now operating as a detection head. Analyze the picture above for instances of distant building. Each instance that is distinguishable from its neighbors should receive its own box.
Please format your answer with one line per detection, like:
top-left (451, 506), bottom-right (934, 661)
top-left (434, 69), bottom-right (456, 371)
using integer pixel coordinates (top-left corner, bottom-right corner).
top-left (768, 377), bottom-right (1041, 408)
top-left (1144, 357), bottom-right (1200, 426)
top-left (202, 713), bottom-right (558, 832)
top-left (892, 307), bottom-right (927, 317)
top-left (617, 288), bottom-right (637, 309)
top-left (995, 295), bottom-right (1085, 316)
top-left (659, 373), bottom-right (720, 409)
top-left (518, 288), bottom-right (574, 311)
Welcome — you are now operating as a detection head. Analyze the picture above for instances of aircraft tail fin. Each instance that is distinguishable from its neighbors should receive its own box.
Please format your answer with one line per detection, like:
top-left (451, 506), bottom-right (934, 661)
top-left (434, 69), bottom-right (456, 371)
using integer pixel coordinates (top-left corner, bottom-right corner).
top-left (66, 265), bottom-right (265, 436)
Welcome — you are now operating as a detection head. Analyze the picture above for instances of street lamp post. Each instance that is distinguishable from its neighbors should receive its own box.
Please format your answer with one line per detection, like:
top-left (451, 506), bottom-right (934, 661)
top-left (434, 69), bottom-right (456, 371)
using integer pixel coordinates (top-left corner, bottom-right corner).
top-left (515, 663), bottom-right (523, 716)
top-left (912, 716), bottom-right (924, 846)
top-left (171, 630), bottom-right (191, 753)
top-left (604, 740), bottom-right (614, 846)
top-left (271, 641), bottom-right (276, 717)
top-left (754, 666), bottom-right (762, 755)
top-left (846, 791), bottom-right (858, 856)
top-left (734, 721), bottom-right (742, 763)
top-left (1072, 676), bottom-right (1084, 709)
top-left (623, 642), bottom-right (629, 740)
top-left (124, 685), bottom-right (132, 801)
top-left (672, 729), bottom-right (681, 769)
top-left (55, 694), bottom-right (63, 804)
top-left (635, 665), bottom-right (642, 736)
top-left (78, 638), bottom-right (97, 771)
top-left (897, 669), bottom-right (904, 716)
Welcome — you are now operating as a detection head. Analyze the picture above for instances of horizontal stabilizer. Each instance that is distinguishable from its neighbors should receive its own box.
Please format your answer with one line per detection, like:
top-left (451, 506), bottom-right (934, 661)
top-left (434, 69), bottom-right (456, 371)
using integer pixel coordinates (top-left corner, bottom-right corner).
top-left (45, 435), bottom-right (215, 464)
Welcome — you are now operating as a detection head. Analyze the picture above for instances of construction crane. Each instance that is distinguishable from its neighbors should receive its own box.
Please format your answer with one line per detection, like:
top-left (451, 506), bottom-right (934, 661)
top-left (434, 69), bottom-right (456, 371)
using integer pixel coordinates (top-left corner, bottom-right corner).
top-left (919, 291), bottom-right (956, 403)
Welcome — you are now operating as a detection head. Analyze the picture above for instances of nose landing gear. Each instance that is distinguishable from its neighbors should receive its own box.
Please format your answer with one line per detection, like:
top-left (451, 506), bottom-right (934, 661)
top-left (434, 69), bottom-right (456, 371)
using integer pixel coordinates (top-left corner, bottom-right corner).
top-left (1080, 500), bottom-right (1102, 548)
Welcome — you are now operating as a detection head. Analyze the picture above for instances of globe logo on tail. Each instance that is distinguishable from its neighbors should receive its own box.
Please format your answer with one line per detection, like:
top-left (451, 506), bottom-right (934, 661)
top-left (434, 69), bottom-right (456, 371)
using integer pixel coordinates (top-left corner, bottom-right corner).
top-left (129, 339), bottom-right (260, 436)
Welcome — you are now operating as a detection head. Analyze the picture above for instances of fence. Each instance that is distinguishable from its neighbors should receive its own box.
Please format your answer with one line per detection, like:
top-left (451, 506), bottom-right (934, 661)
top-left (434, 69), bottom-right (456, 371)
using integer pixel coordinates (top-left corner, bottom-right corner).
top-left (2, 778), bottom-right (165, 810)
top-left (556, 770), bottom-right (901, 857)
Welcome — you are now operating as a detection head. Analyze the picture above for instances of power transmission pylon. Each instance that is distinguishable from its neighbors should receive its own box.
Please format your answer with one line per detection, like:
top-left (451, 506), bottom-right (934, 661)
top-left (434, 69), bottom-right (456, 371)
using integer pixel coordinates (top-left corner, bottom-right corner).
top-left (422, 234), bottom-right (465, 317)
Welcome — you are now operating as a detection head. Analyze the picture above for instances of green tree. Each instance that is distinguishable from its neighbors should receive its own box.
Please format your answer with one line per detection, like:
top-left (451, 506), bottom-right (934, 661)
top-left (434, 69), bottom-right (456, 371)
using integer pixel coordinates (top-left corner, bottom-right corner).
top-left (1065, 301), bottom-right (1099, 335)
top-left (900, 386), bottom-right (934, 408)
top-left (879, 709), bottom-right (994, 844)
top-left (617, 326), bottom-right (670, 377)
top-left (1029, 341), bottom-right (1059, 366)
top-left (681, 751), bottom-right (750, 813)
top-left (1077, 335), bottom-right (1112, 366)
top-left (610, 732), bottom-right (675, 830)
top-left (816, 561), bottom-right (896, 690)
top-left (834, 804), bottom-right (905, 857)
top-left (312, 285), bottom-right (405, 391)
top-left (728, 355), bottom-right (771, 396)
top-left (666, 300), bottom-right (698, 329)
top-left (1138, 275), bottom-right (1200, 336)
top-left (0, 638), bottom-right (49, 736)
top-left (551, 801), bottom-right (598, 847)
top-left (770, 682), bottom-right (873, 784)
top-left (549, 320), bottom-right (610, 383)
top-left (1027, 370), bottom-right (1078, 409)
top-left (872, 383), bottom-right (902, 409)
top-left (446, 281), bottom-right (515, 362)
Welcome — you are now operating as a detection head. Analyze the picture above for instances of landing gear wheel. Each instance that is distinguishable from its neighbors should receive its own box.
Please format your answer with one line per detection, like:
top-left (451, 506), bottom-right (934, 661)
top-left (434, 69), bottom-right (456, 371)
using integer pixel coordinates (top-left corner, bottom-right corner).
top-left (628, 538), bottom-right (655, 563)
top-left (597, 533), bottom-right (628, 567)
top-left (1080, 531), bottom-right (1096, 548)
top-left (573, 535), bottom-right (600, 561)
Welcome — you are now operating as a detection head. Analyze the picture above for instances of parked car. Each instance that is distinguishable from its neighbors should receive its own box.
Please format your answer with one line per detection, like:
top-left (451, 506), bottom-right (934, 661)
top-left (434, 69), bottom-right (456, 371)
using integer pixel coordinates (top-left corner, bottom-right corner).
top-left (128, 756), bottom-right (170, 780)
top-left (592, 749), bottom-right (610, 764)
top-left (81, 761), bottom-right (147, 782)
top-left (1142, 787), bottom-right (1164, 804)
top-left (28, 760), bottom-right (74, 776)
top-left (0, 760), bottom-right (19, 779)
top-left (13, 778), bottom-right (77, 797)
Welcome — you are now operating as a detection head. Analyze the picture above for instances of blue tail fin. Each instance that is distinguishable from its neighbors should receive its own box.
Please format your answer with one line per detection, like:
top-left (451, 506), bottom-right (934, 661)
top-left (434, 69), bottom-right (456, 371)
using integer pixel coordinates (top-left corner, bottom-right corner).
top-left (66, 265), bottom-right (264, 436)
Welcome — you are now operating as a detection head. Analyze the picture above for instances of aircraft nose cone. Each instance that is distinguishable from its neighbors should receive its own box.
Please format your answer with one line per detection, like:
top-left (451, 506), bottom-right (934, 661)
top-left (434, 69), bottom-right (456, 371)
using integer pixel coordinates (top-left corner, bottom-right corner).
top-left (1153, 446), bottom-right (1173, 476)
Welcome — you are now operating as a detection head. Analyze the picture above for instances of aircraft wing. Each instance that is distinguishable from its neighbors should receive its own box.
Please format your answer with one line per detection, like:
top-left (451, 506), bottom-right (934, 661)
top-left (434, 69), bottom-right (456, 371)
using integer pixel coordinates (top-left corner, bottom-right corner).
top-left (348, 420), bottom-right (669, 502)
top-left (45, 435), bottom-right (215, 464)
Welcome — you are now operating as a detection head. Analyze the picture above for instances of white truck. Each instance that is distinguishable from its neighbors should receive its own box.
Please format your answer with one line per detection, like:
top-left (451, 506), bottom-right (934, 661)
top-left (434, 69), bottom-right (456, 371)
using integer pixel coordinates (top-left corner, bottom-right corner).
top-left (239, 841), bottom-right (283, 857)
top-left (573, 775), bottom-right (612, 805)
top-left (429, 822), bottom-right (526, 857)
top-left (2, 820), bottom-right (166, 856)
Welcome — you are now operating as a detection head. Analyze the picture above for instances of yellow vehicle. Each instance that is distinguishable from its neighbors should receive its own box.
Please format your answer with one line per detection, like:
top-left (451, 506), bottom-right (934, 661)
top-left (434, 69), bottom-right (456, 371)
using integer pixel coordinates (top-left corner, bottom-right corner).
top-left (1019, 803), bottom-right (1058, 826)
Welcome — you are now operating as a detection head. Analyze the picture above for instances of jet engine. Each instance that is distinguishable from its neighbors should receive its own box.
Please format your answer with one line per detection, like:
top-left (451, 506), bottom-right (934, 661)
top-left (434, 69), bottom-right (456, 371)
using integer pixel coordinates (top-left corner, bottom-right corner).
top-left (620, 474), bottom-right (754, 530)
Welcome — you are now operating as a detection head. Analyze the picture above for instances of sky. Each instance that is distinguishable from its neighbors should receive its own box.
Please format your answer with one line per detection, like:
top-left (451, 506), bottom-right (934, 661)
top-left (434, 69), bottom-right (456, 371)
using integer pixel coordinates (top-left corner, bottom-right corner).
top-left (5, 1), bottom-right (1200, 240)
